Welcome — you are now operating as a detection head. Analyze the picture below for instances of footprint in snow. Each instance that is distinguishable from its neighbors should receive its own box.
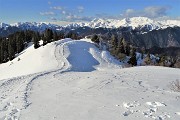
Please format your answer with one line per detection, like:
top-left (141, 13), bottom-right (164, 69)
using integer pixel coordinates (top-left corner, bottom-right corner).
top-left (11, 108), bottom-right (20, 114)
top-left (143, 102), bottom-right (170, 119)
top-left (122, 101), bottom-right (141, 116)
top-left (123, 101), bottom-right (141, 109)
top-left (175, 112), bottom-right (180, 116)
top-left (155, 114), bottom-right (170, 120)
top-left (146, 102), bottom-right (167, 108)
top-left (123, 110), bottom-right (134, 116)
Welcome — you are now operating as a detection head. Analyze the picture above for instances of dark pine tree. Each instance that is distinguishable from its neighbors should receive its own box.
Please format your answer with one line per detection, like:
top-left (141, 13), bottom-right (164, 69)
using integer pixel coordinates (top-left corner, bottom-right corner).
top-left (91, 34), bottom-right (99, 43)
top-left (117, 38), bottom-right (125, 54)
top-left (53, 31), bottom-right (58, 41)
top-left (0, 41), bottom-right (2, 63)
top-left (125, 44), bottom-right (130, 56)
top-left (33, 32), bottom-right (40, 49)
top-left (43, 29), bottom-right (53, 45)
top-left (110, 34), bottom-right (118, 49)
top-left (16, 33), bottom-right (24, 53)
top-left (128, 47), bottom-right (137, 66)
top-left (1, 39), bottom-right (8, 62)
top-left (8, 39), bottom-right (15, 61)
top-left (59, 32), bottom-right (65, 39)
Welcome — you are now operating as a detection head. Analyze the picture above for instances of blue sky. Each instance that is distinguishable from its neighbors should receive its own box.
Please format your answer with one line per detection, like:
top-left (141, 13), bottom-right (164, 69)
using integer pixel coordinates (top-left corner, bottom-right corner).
top-left (0, 0), bottom-right (180, 24)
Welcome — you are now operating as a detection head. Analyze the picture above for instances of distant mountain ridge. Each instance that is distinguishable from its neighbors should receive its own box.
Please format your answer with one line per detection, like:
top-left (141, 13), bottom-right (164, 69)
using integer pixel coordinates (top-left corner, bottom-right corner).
top-left (1, 17), bottom-right (180, 49)
top-left (1, 17), bottom-right (180, 31)
top-left (65, 17), bottom-right (180, 30)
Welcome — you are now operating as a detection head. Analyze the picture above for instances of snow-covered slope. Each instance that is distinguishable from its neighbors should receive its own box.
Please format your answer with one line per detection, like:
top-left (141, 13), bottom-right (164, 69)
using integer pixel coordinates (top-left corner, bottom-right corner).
top-left (0, 38), bottom-right (122, 80)
top-left (0, 39), bottom-right (180, 120)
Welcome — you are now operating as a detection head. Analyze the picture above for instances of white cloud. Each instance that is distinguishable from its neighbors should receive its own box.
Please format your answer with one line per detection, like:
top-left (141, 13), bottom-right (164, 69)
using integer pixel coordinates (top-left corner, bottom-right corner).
top-left (124, 9), bottom-right (135, 16)
top-left (62, 13), bottom-right (92, 22)
top-left (40, 12), bottom-right (55, 16)
top-left (62, 10), bottom-right (67, 15)
top-left (77, 6), bottom-right (84, 13)
top-left (144, 6), bottom-right (170, 18)
top-left (51, 6), bottom-right (63, 10)
top-left (50, 17), bottom-right (57, 21)
top-left (50, 21), bottom-right (73, 26)
top-left (48, 1), bottom-right (51, 5)
top-left (123, 6), bottom-right (170, 18)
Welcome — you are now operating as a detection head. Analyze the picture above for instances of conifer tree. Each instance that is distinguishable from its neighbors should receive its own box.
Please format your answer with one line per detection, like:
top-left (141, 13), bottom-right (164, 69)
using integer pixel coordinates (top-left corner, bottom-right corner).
top-left (91, 34), bottom-right (99, 43)
top-left (16, 35), bottom-right (24, 53)
top-left (0, 41), bottom-right (2, 63)
top-left (128, 47), bottom-right (137, 66)
top-left (117, 38), bottom-right (125, 54)
top-left (8, 39), bottom-right (15, 60)
top-left (43, 29), bottom-right (53, 45)
top-left (1, 40), bottom-right (8, 62)
top-left (53, 31), bottom-right (58, 41)
top-left (110, 34), bottom-right (117, 49)
top-left (33, 32), bottom-right (40, 49)
top-left (59, 32), bottom-right (65, 39)
top-left (125, 44), bottom-right (130, 56)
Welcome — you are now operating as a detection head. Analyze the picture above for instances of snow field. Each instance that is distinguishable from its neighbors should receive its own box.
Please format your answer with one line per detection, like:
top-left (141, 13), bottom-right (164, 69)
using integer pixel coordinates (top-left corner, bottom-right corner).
top-left (0, 38), bottom-right (179, 120)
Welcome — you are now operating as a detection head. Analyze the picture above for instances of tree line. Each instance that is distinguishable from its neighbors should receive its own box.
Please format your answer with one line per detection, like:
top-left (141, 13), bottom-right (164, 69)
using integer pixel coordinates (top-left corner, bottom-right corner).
top-left (0, 29), bottom-right (80, 64)
top-left (91, 34), bottom-right (180, 68)
top-left (91, 34), bottom-right (137, 66)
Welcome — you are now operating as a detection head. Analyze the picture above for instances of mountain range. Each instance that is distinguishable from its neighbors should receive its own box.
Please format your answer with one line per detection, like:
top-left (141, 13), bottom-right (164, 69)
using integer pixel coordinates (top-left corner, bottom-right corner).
top-left (1, 17), bottom-right (180, 33)
top-left (1, 17), bottom-right (180, 50)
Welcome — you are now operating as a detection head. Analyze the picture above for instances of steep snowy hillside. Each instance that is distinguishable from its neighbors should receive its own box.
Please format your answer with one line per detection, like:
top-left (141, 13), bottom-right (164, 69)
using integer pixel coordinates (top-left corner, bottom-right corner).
top-left (0, 39), bottom-right (180, 120)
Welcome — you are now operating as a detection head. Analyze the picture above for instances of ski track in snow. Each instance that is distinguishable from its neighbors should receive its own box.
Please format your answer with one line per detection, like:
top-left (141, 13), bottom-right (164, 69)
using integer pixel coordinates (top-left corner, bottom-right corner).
top-left (0, 39), bottom-right (180, 120)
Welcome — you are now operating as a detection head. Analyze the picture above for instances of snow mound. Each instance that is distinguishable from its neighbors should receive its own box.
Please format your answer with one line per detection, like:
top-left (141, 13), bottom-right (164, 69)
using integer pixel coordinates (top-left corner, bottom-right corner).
top-left (0, 38), bottom-right (122, 80)
top-left (59, 39), bottom-right (122, 72)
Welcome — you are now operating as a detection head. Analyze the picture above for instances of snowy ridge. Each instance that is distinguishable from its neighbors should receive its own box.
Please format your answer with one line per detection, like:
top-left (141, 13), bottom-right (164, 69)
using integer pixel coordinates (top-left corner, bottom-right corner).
top-left (0, 38), bottom-right (180, 120)
top-left (0, 38), bottom-right (122, 80)
top-left (1, 17), bottom-right (180, 31)
top-left (66, 17), bottom-right (180, 30)
top-left (0, 22), bottom-right (10, 29)
top-left (10, 22), bottom-right (62, 32)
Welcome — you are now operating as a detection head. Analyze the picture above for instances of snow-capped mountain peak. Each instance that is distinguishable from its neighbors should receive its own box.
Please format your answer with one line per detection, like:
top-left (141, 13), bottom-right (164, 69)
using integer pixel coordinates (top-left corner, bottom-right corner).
top-left (1, 17), bottom-right (180, 33)
top-left (9, 22), bottom-right (62, 32)
top-left (0, 22), bottom-right (10, 29)
top-left (66, 17), bottom-right (180, 30)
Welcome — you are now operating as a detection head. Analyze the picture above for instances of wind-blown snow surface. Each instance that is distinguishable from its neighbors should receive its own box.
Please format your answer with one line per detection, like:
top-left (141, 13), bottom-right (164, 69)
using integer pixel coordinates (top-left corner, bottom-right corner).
top-left (0, 39), bottom-right (180, 120)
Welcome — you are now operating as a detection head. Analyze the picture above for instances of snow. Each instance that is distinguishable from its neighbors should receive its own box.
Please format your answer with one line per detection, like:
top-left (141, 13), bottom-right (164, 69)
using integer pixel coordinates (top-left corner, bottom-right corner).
top-left (0, 40), bottom-right (63, 80)
top-left (1, 17), bottom-right (180, 32)
top-left (10, 22), bottom-right (61, 32)
top-left (0, 38), bottom-right (122, 80)
top-left (0, 38), bottom-right (180, 120)
top-left (66, 17), bottom-right (180, 30)
top-left (0, 22), bottom-right (10, 30)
